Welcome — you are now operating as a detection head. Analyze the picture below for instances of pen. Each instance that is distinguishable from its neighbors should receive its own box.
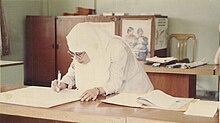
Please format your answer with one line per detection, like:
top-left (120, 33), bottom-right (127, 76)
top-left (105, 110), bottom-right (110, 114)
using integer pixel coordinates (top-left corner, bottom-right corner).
top-left (56, 70), bottom-right (62, 92)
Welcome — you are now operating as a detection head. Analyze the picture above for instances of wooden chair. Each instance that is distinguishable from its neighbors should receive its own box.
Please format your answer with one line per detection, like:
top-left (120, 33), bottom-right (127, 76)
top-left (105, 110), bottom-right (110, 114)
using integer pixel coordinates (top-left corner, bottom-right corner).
top-left (168, 34), bottom-right (196, 62)
top-left (215, 47), bottom-right (220, 100)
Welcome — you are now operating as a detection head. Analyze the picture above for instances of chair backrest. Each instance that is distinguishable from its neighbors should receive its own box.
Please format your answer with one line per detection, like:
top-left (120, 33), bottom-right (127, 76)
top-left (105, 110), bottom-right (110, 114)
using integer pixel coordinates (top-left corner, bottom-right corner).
top-left (168, 34), bottom-right (196, 62)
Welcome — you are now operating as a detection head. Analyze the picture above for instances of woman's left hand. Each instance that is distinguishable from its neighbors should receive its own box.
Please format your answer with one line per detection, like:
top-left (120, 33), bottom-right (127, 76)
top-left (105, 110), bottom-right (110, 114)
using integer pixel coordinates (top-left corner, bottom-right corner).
top-left (80, 88), bottom-right (99, 101)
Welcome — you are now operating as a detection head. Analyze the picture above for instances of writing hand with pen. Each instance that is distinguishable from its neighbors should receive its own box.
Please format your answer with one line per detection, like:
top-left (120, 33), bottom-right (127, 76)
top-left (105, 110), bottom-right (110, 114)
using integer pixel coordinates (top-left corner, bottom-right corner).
top-left (51, 71), bottom-right (104, 101)
top-left (51, 70), bottom-right (67, 92)
top-left (51, 80), bottom-right (68, 92)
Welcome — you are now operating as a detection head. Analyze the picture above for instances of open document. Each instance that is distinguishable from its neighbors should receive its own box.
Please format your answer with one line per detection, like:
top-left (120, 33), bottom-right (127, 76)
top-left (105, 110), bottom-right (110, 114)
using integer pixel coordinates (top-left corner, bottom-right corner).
top-left (102, 90), bottom-right (193, 111)
top-left (0, 86), bottom-right (82, 108)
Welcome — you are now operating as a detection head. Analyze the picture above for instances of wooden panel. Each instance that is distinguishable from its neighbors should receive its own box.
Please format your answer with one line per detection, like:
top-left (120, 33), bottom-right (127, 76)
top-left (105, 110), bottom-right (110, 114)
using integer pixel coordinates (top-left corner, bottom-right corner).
top-left (25, 16), bottom-right (56, 86)
top-left (147, 73), bottom-right (196, 98)
top-left (0, 114), bottom-right (71, 123)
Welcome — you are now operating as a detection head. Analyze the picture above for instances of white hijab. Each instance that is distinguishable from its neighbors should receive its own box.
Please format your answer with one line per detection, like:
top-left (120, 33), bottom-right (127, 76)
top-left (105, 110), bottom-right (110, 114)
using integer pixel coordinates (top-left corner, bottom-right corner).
top-left (66, 22), bottom-right (114, 90)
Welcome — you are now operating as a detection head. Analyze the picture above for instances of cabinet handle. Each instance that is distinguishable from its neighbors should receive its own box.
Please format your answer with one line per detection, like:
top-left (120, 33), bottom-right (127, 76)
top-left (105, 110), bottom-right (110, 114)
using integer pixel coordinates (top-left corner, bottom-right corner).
top-left (52, 44), bottom-right (59, 49)
top-left (111, 17), bottom-right (117, 21)
top-left (56, 44), bottom-right (60, 49)
top-left (52, 44), bottom-right (55, 49)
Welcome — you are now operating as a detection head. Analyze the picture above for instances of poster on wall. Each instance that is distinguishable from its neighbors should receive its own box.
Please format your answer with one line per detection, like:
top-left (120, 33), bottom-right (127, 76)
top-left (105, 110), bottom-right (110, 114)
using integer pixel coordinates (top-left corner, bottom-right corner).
top-left (155, 18), bottom-right (168, 50)
top-left (121, 19), bottom-right (152, 60)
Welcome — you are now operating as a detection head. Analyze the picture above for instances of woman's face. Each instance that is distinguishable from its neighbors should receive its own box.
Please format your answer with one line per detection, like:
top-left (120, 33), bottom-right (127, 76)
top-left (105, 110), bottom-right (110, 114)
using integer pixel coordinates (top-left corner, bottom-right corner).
top-left (75, 52), bottom-right (90, 64)
top-left (68, 51), bottom-right (90, 64)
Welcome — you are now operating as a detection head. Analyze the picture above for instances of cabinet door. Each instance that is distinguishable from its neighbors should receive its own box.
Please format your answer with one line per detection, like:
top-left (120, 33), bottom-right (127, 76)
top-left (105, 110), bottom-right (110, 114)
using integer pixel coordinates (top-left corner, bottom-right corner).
top-left (25, 16), bottom-right (56, 86)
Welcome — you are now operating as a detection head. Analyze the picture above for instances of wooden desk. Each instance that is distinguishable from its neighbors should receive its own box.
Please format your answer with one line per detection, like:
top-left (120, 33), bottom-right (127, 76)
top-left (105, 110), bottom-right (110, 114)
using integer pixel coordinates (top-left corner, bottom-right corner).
top-left (143, 64), bottom-right (217, 98)
top-left (0, 85), bottom-right (136, 123)
top-left (0, 84), bottom-right (23, 92)
top-left (216, 65), bottom-right (220, 76)
top-left (127, 109), bottom-right (219, 123)
top-left (0, 86), bottom-right (218, 123)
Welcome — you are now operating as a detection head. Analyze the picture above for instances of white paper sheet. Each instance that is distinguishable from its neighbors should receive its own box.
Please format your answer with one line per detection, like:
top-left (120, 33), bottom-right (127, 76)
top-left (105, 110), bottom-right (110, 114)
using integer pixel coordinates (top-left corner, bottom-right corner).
top-left (0, 86), bottom-right (82, 108)
top-left (184, 100), bottom-right (219, 117)
top-left (145, 56), bottom-right (177, 63)
top-left (101, 93), bottom-right (143, 108)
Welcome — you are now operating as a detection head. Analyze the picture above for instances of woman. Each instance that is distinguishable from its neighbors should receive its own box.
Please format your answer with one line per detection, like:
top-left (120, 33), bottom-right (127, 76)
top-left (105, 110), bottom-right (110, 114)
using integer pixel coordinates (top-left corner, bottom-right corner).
top-left (51, 22), bottom-right (153, 101)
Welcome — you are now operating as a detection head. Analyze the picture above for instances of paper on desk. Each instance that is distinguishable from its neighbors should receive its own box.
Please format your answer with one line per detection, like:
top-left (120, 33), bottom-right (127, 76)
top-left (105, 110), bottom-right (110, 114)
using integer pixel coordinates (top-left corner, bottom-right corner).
top-left (137, 90), bottom-right (179, 108)
top-left (183, 58), bottom-right (207, 69)
top-left (101, 93), bottom-right (143, 108)
top-left (146, 56), bottom-right (177, 63)
top-left (0, 86), bottom-right (82, 108)
top-left (184, 100), bottom-right (219, 117)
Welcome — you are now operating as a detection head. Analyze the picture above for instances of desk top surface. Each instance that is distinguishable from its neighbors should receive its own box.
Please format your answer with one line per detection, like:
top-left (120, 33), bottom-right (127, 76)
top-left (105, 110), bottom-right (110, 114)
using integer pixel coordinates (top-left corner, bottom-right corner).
top-left (0, 84), bottom-right (219, 123)
top-left (143, 64), bottom-right (218, 75)
top-left (0, 60), bottom-right (23, 67)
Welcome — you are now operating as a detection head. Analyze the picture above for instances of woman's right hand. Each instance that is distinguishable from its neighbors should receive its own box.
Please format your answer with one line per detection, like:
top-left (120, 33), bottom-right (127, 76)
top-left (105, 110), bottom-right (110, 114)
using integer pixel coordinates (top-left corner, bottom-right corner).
top-left (51, 80), bottom-right (67, 92)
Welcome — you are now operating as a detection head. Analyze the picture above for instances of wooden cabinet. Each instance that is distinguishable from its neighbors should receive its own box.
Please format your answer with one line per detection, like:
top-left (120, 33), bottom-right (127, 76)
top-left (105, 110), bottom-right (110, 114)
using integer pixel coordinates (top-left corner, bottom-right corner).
top-left (25, 15), bottom-right (168, 86)
top-left (25, 16), bottom-right (56, 86)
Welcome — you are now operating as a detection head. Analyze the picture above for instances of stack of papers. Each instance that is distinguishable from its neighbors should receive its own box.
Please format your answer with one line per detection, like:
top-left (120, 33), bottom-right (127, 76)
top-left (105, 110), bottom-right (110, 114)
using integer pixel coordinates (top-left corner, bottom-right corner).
top-left (146, 56), bottom-right (177, 64)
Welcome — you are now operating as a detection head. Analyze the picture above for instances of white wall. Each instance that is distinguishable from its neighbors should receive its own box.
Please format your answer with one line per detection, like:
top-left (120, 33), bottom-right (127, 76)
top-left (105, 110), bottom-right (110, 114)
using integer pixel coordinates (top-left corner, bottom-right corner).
top-left (0, 64), bottom-right (24, 85)
top-left (49, 0), bottom-right (78, 16)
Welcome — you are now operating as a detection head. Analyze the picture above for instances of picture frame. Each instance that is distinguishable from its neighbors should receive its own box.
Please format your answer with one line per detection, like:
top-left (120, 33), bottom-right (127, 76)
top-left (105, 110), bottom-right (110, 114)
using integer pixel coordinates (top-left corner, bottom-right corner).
top-left (119, 16), bottom-right (154, 61)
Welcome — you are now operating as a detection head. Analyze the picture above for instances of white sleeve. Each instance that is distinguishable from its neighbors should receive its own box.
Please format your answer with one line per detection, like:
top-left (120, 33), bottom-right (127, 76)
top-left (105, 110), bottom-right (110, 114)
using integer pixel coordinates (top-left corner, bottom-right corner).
top-left (61, 61), bottom-right (76, 89)
top-left (103, 42), bottom-right (128, 95)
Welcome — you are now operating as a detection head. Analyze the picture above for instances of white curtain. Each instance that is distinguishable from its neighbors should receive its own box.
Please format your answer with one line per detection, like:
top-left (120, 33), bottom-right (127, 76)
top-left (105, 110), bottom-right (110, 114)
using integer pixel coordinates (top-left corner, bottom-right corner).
top-left (0, 0), bottom-right (9, 56)
top-left (0, 18), bottom-right (2, 56)
top-left (0, 0), bottom-right (2, 56)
